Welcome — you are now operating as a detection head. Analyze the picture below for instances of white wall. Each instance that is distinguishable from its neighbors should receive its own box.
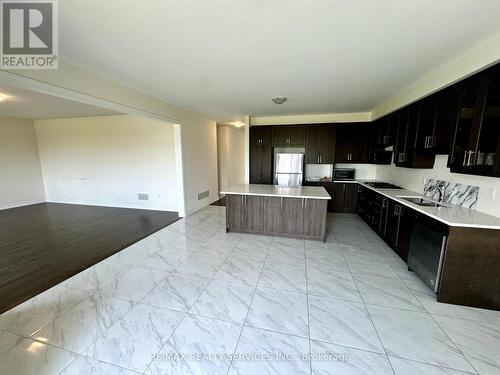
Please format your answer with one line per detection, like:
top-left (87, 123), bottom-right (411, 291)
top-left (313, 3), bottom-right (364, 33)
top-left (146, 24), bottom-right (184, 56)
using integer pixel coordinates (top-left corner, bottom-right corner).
top-left (35, 115), bottom-right (178, 211)
top-left (217, 125), bottom-right (245, 192)
top-left (377, 155), bottom-right (500, 218)
top-left (6, 59), bottom-right (219, 216)
top-left (0, 117), bottom-right (45, 209)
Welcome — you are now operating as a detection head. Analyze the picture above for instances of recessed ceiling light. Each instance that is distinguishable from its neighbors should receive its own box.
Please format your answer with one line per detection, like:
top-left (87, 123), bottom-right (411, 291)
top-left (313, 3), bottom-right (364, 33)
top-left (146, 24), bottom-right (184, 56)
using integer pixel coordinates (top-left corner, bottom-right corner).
top-left (271, 96), bottom-right (287, 105)
top-left (0, 94), bottom-right (8, 102)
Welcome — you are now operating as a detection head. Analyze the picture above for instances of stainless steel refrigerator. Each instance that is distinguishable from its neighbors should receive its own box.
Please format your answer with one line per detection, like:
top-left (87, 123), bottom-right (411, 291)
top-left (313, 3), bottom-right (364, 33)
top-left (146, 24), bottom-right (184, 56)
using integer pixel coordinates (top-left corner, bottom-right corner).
top-left (274, 153), bottom-right (304, 187)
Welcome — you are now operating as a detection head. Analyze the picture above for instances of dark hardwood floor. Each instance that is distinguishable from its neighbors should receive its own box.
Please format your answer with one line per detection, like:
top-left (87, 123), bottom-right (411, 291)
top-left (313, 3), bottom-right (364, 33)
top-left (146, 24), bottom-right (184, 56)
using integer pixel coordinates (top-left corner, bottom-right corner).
top-left (210, 196), bottom-right (226, 206)
top-left (0, 203), bottom-right (179, 314)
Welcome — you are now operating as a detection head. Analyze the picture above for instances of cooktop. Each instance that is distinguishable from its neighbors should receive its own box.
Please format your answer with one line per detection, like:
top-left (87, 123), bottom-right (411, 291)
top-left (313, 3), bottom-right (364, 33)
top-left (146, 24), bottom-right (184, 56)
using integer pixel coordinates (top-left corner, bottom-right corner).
top-left (365, 182), bottom-right (403, 189)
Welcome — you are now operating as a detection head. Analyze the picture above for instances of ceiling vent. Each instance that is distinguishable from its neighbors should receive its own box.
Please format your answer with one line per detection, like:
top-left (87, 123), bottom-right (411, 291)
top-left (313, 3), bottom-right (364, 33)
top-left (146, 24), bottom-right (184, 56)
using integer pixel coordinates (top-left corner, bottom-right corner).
top-left (271, 96), bottom-right (287, 104)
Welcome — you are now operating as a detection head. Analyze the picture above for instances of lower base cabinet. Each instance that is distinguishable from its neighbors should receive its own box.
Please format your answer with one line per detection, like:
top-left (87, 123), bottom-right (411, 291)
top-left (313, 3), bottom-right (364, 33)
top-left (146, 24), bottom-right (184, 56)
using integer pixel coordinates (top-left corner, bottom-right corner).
top-left (357, 185), bottom-right (500, 310)
top-left (226, 194), bottom-right (328, 240)
top-left (333, 182), bottom-right (358, 213)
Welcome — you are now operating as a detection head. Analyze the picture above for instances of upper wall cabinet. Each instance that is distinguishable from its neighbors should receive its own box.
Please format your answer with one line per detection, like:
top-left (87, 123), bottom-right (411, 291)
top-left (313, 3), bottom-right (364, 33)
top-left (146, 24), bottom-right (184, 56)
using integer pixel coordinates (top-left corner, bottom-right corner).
top-left (394, 104), bottom-right (436, 169)
top-left (449, 65), bottom-right (500, 177)
top-left (335, 123), bottom-right (371, 163)
top-left (305, 125), bottom-right (336, 164)
top-left (272, 126), bottom-right (305, 147)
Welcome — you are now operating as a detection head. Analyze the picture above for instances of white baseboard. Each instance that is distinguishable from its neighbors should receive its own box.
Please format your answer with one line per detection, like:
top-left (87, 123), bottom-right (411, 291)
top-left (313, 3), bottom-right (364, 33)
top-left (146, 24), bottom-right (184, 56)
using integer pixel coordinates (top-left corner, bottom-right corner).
top-left (0, 199), bottom-right (46, 211)
top-left (45, 199), bottom-right (178, 212)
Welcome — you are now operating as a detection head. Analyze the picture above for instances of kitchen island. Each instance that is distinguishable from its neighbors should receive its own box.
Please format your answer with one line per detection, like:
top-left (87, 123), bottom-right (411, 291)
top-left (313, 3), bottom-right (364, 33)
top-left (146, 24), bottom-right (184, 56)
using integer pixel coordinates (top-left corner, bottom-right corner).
top-left (220, 184), bottom-right (331, 241)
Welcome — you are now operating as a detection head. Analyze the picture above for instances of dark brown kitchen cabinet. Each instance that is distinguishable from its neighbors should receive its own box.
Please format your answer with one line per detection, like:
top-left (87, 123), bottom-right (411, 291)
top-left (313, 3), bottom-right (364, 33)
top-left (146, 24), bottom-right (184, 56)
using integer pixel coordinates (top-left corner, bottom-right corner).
top-left (305, 125), bottom-right (336, 164)
top-left (449, 73), bottom-right (489, 174)
top-left (450, 65), bottom-right (500, 177)
top-left (385, 200), bottom-right (414, 262)
top-left (370, 117), bottom-right (394, 165)
top-left (250, 126), bottom-right (273, 184)
top-left (433, 86), bottom-right (461, 155)
top-left (373, 115), bottom-right (397, 148)
top-left (272, 126), bottom-right (306, 147)
top-left (394, 104), bottom-right (435, 169)
top-left (332, 183), bottom-right (358, 213)
top-left (335, 123), bottom-right (370, 163)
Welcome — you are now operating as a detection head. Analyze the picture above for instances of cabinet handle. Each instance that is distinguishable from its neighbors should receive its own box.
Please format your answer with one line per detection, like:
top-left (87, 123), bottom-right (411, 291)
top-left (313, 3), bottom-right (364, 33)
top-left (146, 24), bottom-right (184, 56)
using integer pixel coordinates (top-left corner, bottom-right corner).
top-left (319, 155), bottom-right (322, 163)
top-left (463, 151), bottom-right (468, 166)
top-left (317, 155), bottom-right (320, 163)
top-left (280, 197), bottom-right (283, 207)
top-left (468, 151), bottom-right (476, 166)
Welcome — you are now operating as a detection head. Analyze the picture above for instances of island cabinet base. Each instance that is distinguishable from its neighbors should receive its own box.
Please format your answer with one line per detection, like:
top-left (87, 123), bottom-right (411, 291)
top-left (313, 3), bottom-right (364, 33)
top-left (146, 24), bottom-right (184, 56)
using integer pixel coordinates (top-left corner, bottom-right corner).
top-left (226, 195), bottom-right (328, 241)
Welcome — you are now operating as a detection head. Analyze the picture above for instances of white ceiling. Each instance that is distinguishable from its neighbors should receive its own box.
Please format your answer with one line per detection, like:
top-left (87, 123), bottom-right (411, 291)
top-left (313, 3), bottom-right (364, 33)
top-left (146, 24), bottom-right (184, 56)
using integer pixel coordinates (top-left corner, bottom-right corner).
top-left (59, 0), bottom-right (500, 121)
top-left (0, 84), bottom-right (117, 120)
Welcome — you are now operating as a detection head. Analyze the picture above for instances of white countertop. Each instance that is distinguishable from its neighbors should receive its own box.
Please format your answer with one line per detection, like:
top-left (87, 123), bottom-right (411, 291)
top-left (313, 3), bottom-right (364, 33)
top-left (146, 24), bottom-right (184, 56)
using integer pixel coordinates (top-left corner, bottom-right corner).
top-left (221, 184), bottom-right (331, 200)
top-left (357, 180), bottom-right (500, 230)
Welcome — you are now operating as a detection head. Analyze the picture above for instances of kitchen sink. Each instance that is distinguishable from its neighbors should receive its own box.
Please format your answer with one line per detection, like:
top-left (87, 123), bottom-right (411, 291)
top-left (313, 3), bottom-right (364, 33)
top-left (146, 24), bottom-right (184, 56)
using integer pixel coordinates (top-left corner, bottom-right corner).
top-left (399, 196), bottom-right (445, 207)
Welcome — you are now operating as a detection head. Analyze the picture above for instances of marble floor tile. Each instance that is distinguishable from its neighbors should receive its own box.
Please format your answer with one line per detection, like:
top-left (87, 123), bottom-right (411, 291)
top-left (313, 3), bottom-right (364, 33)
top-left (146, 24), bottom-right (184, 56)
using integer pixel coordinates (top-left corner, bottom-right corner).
top-left (0, 285), bottom-right (90, 336)
top-left (344, 255), bottom-right (399, 278)
top-left (173, 254), bottom-right (226, 278)
top-left (169, 236), bottom-right (206, 252)
top-left (246, 287), bottom-right (308, 337)
top-left (353, 274), bottom-right (425, 312)
top-left (231, 237), bottom-right (271, 262)
top-left (231, 244), bottom-right (269, 262)
top-left (60, 355), bottom-right (142, 375)
top-left (0, 337), bottom-right (77, 375)
top-left (190, 280), bottom-right (254, 324)
top-left (229, 326), bottom-right (310, 375)
top-left (397, 272), bottom-right (436, 296)
top-left (435, 315), bottom-right (500, 375)
top-left (305, 240), bottom-right (342, 252)
top-left (86, 303), bottom-right (184, 372)
top-left (61, 261), bottom-right (131, 293)
top-left (307, 268), bottom-right (362, 302)
top-left (389, 356), bottom-right (477, 375)
top-left (99, 266), bottom-right (167, 302)
top-left (105, 242), bottom-right (158, 266)
top-left (306, 247), bottom-right (348, 271)
top-left (415, 291), bottom-right (500, 324)
top-left (146, 314), bottom-right (242, 375)
top-left (197, 238), bottom-right (238, 257)
top-left (214, 257), bottom-right (264, 285)
top-left (142, 274), bottom-right (210, 311)
top-left (259, 262), bottom-right (307, 293)
top-left (266, 245), bottom-right (306, 267)
top-left (33, 294), bottom-right (133, 353)
top-left (0, 329), bottom-right (22, 355)
top-left (310, 340), bottom-right (394, 375)
top-left (308, 295), bottom-right (384, 353)
top-left (139, 247), bottom-right (192, 272)
top-left (368, 305), bottom-right (475, 373)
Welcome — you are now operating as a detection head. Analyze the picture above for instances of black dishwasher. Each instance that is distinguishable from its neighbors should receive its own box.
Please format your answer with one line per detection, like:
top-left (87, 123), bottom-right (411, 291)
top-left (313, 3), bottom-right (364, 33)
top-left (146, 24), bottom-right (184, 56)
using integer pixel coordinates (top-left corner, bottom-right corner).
top-left (407, 214), bottom-right (449, 293)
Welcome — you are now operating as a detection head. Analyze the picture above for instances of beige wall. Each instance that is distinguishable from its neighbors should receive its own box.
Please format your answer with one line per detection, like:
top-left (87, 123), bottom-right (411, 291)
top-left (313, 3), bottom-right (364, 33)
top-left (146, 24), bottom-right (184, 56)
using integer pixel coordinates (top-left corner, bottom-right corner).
top-left (7, 60), bottom-right (219, 216)
top-left (0, 117), bottom-right (45, 209)
top-left (35, 115), bottom-right (178, 211)
top-left (217, 125), bottom-right (245, 192)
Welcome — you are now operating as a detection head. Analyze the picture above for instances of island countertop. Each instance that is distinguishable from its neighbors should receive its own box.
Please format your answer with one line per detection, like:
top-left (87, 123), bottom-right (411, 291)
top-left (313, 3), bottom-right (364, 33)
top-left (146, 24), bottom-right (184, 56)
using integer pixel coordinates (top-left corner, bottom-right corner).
top-left (220, 184), bottom-right (331, 200)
